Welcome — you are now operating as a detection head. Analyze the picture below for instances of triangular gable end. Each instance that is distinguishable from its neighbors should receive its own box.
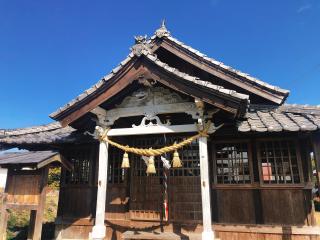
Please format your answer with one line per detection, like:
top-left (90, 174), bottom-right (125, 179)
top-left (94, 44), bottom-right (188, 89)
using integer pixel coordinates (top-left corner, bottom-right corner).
top-left (50, 43), bottom-right (249, 127)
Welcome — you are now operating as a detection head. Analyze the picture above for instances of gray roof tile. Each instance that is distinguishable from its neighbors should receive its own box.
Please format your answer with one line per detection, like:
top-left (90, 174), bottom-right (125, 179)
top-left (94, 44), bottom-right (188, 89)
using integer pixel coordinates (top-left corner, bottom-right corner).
top-left (152, 32), bottom-right (289, 96)
top-left (238, 105), bottom-right (320, 132)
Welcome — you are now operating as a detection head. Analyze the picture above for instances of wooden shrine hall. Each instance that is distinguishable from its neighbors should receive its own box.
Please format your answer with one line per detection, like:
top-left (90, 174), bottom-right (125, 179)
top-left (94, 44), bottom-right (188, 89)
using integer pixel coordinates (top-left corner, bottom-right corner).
top-left (1, 22), bottom-right (320, 240)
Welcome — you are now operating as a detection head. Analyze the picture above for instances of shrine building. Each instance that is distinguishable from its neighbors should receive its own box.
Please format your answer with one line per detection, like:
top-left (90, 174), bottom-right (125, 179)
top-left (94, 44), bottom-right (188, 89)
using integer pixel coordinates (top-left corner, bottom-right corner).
top-left (1, 22), bottom-right (320, 240)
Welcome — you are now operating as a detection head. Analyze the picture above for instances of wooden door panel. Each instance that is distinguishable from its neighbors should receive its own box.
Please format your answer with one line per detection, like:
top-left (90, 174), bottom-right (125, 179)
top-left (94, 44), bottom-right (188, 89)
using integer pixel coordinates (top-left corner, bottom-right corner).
top-left (129, 135), bottom-right (202, 222)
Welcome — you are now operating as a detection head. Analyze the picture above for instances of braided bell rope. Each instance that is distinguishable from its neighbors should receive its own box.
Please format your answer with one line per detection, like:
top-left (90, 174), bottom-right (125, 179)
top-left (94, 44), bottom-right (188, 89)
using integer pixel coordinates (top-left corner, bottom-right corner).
top-left (98, 121), bottom-right (211, 157)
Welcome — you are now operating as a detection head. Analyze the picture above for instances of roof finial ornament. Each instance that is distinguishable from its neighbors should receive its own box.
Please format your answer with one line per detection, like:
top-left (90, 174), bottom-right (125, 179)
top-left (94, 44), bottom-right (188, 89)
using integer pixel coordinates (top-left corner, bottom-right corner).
top-left (131, 35), bottom-right (151, 57)
top-left (161, 19), bottom-right (166, 29)
top-left (134, 35), bottom-right (147, 44)
top-left (155, 19), bottom-right (170, 38)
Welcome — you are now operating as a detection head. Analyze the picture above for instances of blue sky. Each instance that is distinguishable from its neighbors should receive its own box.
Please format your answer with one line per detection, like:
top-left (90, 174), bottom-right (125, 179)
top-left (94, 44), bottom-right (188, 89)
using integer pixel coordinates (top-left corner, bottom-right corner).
top-left (0, 0), bottom-right (319, 129)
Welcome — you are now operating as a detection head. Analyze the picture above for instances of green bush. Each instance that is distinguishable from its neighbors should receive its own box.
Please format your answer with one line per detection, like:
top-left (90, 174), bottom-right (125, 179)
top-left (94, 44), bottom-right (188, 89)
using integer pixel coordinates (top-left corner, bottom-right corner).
top-left (47, 167), bottom-right (61, 189)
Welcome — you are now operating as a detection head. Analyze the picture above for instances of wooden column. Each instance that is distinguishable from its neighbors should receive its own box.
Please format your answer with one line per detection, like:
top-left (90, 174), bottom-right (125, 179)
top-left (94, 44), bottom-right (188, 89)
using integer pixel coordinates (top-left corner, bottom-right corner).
top-left (199, 135), bottom-right (215, 240)
top-left (27, 210), bottom-right (36, 239)
top-left (91, 140), bottom-right (109, 240)
top-left (27, 167), bottom-right (48, 240)
top-left (0, 193), bottom-right (8, 240)
top-left (312, 134), bottom-right (320, 195)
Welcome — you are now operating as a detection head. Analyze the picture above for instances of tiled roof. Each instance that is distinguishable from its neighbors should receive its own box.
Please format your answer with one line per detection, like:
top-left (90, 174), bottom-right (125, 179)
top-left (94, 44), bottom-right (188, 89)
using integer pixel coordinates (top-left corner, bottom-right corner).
top-left (0, 151), bottom-right (58, 166)
top-left (151, 24), bottom-right (289, 97)
top-left (50, 47), bottom-right (249, 120)
top-left (238, 104), bottom-right (320, 132)
top-left (146, 53), bottom-right (249, 100)
top-left (0, 122), bottom-right (78, 146)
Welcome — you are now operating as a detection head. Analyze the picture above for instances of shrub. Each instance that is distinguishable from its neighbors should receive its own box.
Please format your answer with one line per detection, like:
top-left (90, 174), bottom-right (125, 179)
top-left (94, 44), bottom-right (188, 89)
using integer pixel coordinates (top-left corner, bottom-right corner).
top-left (47, 167), bottom-right (61, 189)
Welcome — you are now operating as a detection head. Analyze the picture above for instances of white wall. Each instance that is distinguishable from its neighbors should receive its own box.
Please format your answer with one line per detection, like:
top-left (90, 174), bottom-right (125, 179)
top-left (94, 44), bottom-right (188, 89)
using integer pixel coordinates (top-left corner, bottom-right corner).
top-left (0, 168), bottom-right (7, 190)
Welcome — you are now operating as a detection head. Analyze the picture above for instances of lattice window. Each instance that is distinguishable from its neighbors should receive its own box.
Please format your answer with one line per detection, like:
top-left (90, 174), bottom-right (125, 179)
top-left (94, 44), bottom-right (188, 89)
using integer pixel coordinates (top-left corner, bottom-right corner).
top-left (108, 145), bottom-right (125, 184)
top-left (170, 138), bottom-right (200, 177)
top-left (258, 140), bottom-right (301, 184)
top-left (214, 142), bottom-right (251, 184)
top-left (130, 135), bottom-right (200, 178)
top-left (64, 146), bottom-right (93, 185)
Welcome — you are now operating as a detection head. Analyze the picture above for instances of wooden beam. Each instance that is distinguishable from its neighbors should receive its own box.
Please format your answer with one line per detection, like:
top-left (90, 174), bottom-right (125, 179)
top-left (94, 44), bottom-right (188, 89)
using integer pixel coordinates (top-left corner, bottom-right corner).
top-left (5, 204), bottom-right (38, 211)
top-left (91, 102), bottom-right (199, 126)
top-left (213, 224), bottom-right (320, 235)
top-left (108, 124), bottom-right (197, 136)
top-left (312, 133), bottom-right (320, 195)
top-left (106, 123), bottom-right (222, 136)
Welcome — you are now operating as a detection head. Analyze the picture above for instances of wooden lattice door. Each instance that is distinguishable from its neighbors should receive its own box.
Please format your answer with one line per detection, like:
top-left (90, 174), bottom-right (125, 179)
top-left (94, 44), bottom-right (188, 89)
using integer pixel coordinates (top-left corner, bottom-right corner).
top-left (129, 135), bottom-right (202, 222)
top-left (129, 136), bottom-right (164, 220)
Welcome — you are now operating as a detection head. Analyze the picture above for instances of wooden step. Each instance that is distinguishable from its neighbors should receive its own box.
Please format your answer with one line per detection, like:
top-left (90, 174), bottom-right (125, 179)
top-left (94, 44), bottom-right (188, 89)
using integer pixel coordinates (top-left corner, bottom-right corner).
top-left (122, 231), bottom-right (203, 240)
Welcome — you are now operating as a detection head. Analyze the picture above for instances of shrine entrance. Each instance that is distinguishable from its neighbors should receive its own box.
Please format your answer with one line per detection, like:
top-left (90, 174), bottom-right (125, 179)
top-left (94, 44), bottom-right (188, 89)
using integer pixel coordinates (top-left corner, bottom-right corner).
top-left (128, 134), bottom-right (202, 223)
top-left (91, 85), bottom-right (218, 239)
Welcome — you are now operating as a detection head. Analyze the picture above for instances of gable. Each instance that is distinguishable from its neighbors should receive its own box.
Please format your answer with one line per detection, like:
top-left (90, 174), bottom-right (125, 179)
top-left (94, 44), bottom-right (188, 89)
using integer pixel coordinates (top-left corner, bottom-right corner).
top-left (50, 47), bottom-right (249, 127)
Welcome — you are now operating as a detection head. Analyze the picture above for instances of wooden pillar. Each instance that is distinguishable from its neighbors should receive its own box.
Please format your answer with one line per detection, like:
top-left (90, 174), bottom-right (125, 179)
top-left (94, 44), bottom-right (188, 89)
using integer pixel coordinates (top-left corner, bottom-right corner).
top-left (312, 134), bottom-right (320, 195)
top-left (199, 135), bottom-right (214, 240)
top-left (91, 140), bottom-right (109, 240)
top-left (27, 210), bottom-right (36, 240)
top-left (0, 194), bottom-right (8, 240)
top-left (30, 167), bottom-right (48, 240)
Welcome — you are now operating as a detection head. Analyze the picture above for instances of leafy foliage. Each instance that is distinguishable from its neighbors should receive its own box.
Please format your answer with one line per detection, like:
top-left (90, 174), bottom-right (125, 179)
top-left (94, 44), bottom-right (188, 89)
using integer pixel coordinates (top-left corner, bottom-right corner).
top-left (47, 167), bottom-right (61, 189)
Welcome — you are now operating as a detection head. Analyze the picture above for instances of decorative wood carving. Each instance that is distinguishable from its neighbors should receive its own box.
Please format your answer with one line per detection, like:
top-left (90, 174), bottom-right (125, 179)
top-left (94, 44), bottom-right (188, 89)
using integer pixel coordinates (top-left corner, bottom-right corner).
top-left (132, 115), bottom-right (171, 128)
top-left (92, 86), bottom-right (200, 126)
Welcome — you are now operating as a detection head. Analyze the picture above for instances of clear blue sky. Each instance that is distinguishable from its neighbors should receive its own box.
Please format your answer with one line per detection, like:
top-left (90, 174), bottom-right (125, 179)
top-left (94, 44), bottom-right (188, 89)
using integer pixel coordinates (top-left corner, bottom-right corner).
top-left (0, 0), bottom-right (319, 129)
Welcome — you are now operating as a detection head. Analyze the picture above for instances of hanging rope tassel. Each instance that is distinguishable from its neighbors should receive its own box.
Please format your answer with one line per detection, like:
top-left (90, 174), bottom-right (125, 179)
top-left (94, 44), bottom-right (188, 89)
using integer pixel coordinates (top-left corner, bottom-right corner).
top-left (121, 152), bottom-right (130, 169)
top-left (172, 150), bottom-right (182, 168)
top-left (146, 156), bottom-right (156, 174)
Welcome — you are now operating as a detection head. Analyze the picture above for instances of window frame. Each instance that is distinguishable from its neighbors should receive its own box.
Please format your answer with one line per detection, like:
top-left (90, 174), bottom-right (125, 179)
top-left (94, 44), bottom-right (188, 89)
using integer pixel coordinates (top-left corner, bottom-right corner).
top-left (212, 139), bottom-right (254, 186)
top-left (256, 138), bottom-right (304, 187)
top-left (61, 145), bottom-right (96, 187)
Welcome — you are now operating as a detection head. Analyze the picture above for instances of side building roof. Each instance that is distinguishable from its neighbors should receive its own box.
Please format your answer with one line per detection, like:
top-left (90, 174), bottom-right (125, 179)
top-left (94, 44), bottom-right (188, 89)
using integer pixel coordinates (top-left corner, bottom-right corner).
top-left (0, 150), bottom-right (72, 169)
